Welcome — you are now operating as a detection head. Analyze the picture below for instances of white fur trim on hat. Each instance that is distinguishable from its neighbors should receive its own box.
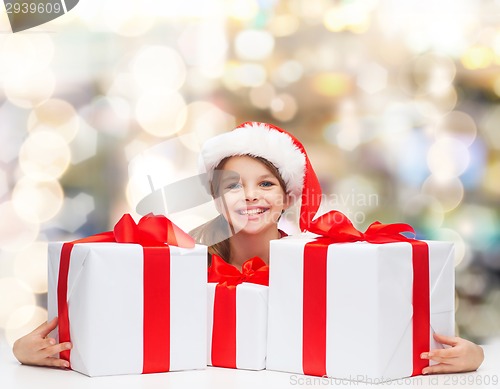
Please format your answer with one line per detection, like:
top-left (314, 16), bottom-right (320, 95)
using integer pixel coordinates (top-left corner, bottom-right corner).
top-left (199, 122), bottom-right (306, 200)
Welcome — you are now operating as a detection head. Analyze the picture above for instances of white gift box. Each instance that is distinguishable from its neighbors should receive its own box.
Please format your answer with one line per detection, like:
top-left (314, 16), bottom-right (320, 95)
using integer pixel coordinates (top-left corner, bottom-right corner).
top-left (266, 235), bottom-right (455, 382)
top-left (47, 242), bottom-right (207, 377)
top-left (207, 283), bottom-right (268, 370)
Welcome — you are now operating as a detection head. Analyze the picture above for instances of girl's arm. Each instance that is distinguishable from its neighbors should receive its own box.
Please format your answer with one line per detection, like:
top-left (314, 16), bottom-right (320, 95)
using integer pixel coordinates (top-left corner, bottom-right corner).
top-left (421, 333), bottom-right (484, 374)
top-left (13, 317), bottom-right (72, 368)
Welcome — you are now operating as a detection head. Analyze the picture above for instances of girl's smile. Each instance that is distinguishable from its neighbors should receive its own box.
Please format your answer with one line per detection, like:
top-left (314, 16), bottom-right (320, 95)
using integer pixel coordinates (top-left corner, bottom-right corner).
top-left (217, 155), bottom-right (290, 235)
top-left (236, 206), bottom-right (270, 217)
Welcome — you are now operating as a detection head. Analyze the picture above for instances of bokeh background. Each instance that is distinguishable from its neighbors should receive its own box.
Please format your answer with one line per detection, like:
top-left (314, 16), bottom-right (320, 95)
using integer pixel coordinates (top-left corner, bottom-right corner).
top-left (0, 0), bottom-right (499, 349)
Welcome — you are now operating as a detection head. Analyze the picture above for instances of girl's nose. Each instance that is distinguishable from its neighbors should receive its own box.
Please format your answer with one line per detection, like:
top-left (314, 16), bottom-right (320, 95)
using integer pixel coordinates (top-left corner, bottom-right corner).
top-left (245, 187), bottom-right (258, 201)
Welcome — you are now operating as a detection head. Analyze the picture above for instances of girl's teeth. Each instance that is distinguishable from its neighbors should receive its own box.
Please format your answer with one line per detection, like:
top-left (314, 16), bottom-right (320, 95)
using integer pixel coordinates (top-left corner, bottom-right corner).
top-left (240, 208), bottom-right (266, 215)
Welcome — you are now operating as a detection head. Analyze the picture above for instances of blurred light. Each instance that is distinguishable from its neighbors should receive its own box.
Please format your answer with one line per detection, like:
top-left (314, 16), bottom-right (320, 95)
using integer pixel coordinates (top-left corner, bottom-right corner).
top-left (135, 89), bottom-right (187, 137)
top-left (79, 96), bottom-right (131, 139)
top-left (273, 60), bottom-right (304, 87)
top-left (377, 1), bottom-right (475, 56)
top-left (14, 242), bottom-right (48, 294)
top-left (155, 0), bottom-right (225, 18)
top-left (333, 127), bottom-right (360, 151)
top-left (12, 178), bottom-right (64, 223)
top-left (269, 14), bottom-right (300, 37)
top-left (331, 175), bottom-right (379, 215)
top-left (433, 228), bottom-right (469, 268)
top-left (0, 278), bottom-right (35, 328)
top-left (132, 46), bottom-right (186, 91)
top-left (27, 99), bottom-right (79, 143)
top-left (413, 88), bottom-right (457, 119)
top-left (427, 137), bottom-right (470, 181)
top-left (55, 193), bottom-right (95, 233)
top-left (447, 205), bottom-right (498, 251)
top-left (184, 68), bottom-right (218, 96)
top-left (421, 175), bottom-right (464, 212)
top-left (180, 101), bottom-right (235, 151)
top-left (0, 169), bottom-right (7, 199)
top-left (5, 306), bottom-right (47, 347)
top-left (326, 100), bottom-right (362, 151)
top-left (0, 34), bottom-right (54, 80)
top-left (401, 194), bottom-right (445, 229)
top-left (398, 53), bottom-right (456, 98)
top-left (124, 138), bottom-right (151, 162)
top-left (433, 111), bottom-right (477, 146)
top-left (234, 63), bottom-right (267, 87)
top-left (106, 72), bottom-right (137, 101)
top-left (388, 129), bottom-right (430, 186)
top-left (68, 120), bottom-right (98, 164)
top-left (480, 106), bottom-right (500, 149)
top-left (413, 53), bottom-right (456, 94)
top-left (127, 157), bottom-right (175, 210)
top-left (357, 62), bottom-right (388, 94)
top-left (312, 73), bottom-right (351, 97)
top-left (270, 93), bottom-right (298, 122)
top-left (226, 0), bottom-right (259, 21)
top-left (323, 4), bottom-right (370, 33)
top-left (461, 46), bottom-right (494, 69)
top-left (177, 21), bottom-right (228, 78)
top-left (235, 30), bottom-right (275, 61)
top-left (0, 12), bottom-right (10, 35)
top-left (458, 138), bottom-right (487, 189)
top-left (0, 202), bottom-right (39, 252)
top-left (249, 83), bottom-right (276, 109)
top-left (19, 131), bottom-right (71, 181)
top-left (482, 159), bottom-right (500, 196)
top-left (106, 0), bottom-right (155, 37)
top-left (76, 0), bottom-right (154, 36)
top-left (5, 70), bottom-right (56, 109)
top-left (0, 102), bottom-right (28, 163)
top-left (493, 76), bottom-right (500, 97)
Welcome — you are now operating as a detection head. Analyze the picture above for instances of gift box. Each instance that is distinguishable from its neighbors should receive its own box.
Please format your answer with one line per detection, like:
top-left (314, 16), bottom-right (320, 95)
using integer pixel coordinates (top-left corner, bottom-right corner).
top-left (47, 214), bottom-right (207, 377)
top-left (266, 211), bottom-right (455, 382)
top-left (207, 255), bottom-right (269, 370)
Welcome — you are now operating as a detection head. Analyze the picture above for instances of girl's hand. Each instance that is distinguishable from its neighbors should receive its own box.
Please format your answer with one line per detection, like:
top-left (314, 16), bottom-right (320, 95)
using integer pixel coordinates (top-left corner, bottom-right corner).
top-left (12, 317), bottom-right (72, 368)
top-left (421, 333), bottom-right (484, 374)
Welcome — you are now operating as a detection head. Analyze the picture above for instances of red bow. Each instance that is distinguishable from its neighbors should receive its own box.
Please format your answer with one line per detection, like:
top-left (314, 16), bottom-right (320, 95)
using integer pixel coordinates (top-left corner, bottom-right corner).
top-left (307, 210), bottom-right (415, 244)
top-left (301, 209), bottom-right (430, 377)
top-left (74, 213), bottom-right (195, 248)
top-left (209, 255), bottom-right (269, 369)
top-left (208, 255), bottom-right (269, 287)
top-left (58, 213), bottom-right (194, 372)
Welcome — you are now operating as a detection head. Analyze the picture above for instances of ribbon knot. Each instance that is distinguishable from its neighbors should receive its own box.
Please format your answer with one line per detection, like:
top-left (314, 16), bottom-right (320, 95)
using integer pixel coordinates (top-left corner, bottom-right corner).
top-left (301, 209), bottom-right (430, 377)
top-left (208, 255), bottom-right (269, 287)
top-left (57, 213), bottom-right (195, 371)
top-left (307, 210), bottom-right (416, 244)
top-left (113, 213), bottom-right (195, 248)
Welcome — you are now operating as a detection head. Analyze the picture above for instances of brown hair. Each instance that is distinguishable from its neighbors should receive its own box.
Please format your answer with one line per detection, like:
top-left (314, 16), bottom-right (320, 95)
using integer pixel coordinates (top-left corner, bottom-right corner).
top-left (189, 155), bottom-right (287, 265)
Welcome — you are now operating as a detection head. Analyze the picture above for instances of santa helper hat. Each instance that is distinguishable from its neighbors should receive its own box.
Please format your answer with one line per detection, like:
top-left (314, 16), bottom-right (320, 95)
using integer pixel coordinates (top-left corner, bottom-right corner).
top-left (198, 122), bottom-right (322, 231)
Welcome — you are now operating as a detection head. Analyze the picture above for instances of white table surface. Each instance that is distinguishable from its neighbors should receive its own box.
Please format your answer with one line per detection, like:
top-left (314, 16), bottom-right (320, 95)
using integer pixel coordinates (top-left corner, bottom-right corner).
top-left (1, 341), bottom-right (499, 389)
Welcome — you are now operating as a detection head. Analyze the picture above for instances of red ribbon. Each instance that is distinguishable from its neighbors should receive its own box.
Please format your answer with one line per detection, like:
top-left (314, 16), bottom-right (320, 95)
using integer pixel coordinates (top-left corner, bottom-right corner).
top-left (57, 213), bottom-right (194, 373)
top-left (208, 255), bottom-right (269, 368)
top-left (302, 210), bottom-right (429, 377)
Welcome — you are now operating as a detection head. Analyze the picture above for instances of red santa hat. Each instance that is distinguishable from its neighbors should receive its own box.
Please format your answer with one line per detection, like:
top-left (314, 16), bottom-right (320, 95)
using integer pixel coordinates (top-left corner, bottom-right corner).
top-left (198, 121), bottom-right (322, 231)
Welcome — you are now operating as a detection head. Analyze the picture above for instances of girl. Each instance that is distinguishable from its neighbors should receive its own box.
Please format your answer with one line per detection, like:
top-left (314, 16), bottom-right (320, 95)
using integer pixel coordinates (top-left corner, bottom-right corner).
top-left (13, 122), bottom-right (483, 374)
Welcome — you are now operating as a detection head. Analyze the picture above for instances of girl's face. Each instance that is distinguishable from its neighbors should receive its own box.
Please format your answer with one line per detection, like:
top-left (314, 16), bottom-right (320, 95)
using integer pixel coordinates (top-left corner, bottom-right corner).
top-left (215, 155), bottom-right (290, 236)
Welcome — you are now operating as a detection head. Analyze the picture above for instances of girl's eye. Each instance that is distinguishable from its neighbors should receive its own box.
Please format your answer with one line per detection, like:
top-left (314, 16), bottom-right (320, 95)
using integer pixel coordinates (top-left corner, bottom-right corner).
top-left (227, 182), bottom-right (242, 190)
top-left (260, 181), bottom-right (275, 188)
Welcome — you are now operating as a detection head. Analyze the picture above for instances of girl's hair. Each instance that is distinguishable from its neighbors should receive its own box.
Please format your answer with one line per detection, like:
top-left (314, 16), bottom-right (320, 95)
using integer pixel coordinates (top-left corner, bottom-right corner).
top-left (189, 154), bottom-right (287, 265)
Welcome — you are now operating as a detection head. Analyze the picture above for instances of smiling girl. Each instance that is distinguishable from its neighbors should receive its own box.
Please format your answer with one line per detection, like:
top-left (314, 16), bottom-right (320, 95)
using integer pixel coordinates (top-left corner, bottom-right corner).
top-left (13, 122), bottom-right (483, 374)
top-left (190, 121), bottom-right (320, 269)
